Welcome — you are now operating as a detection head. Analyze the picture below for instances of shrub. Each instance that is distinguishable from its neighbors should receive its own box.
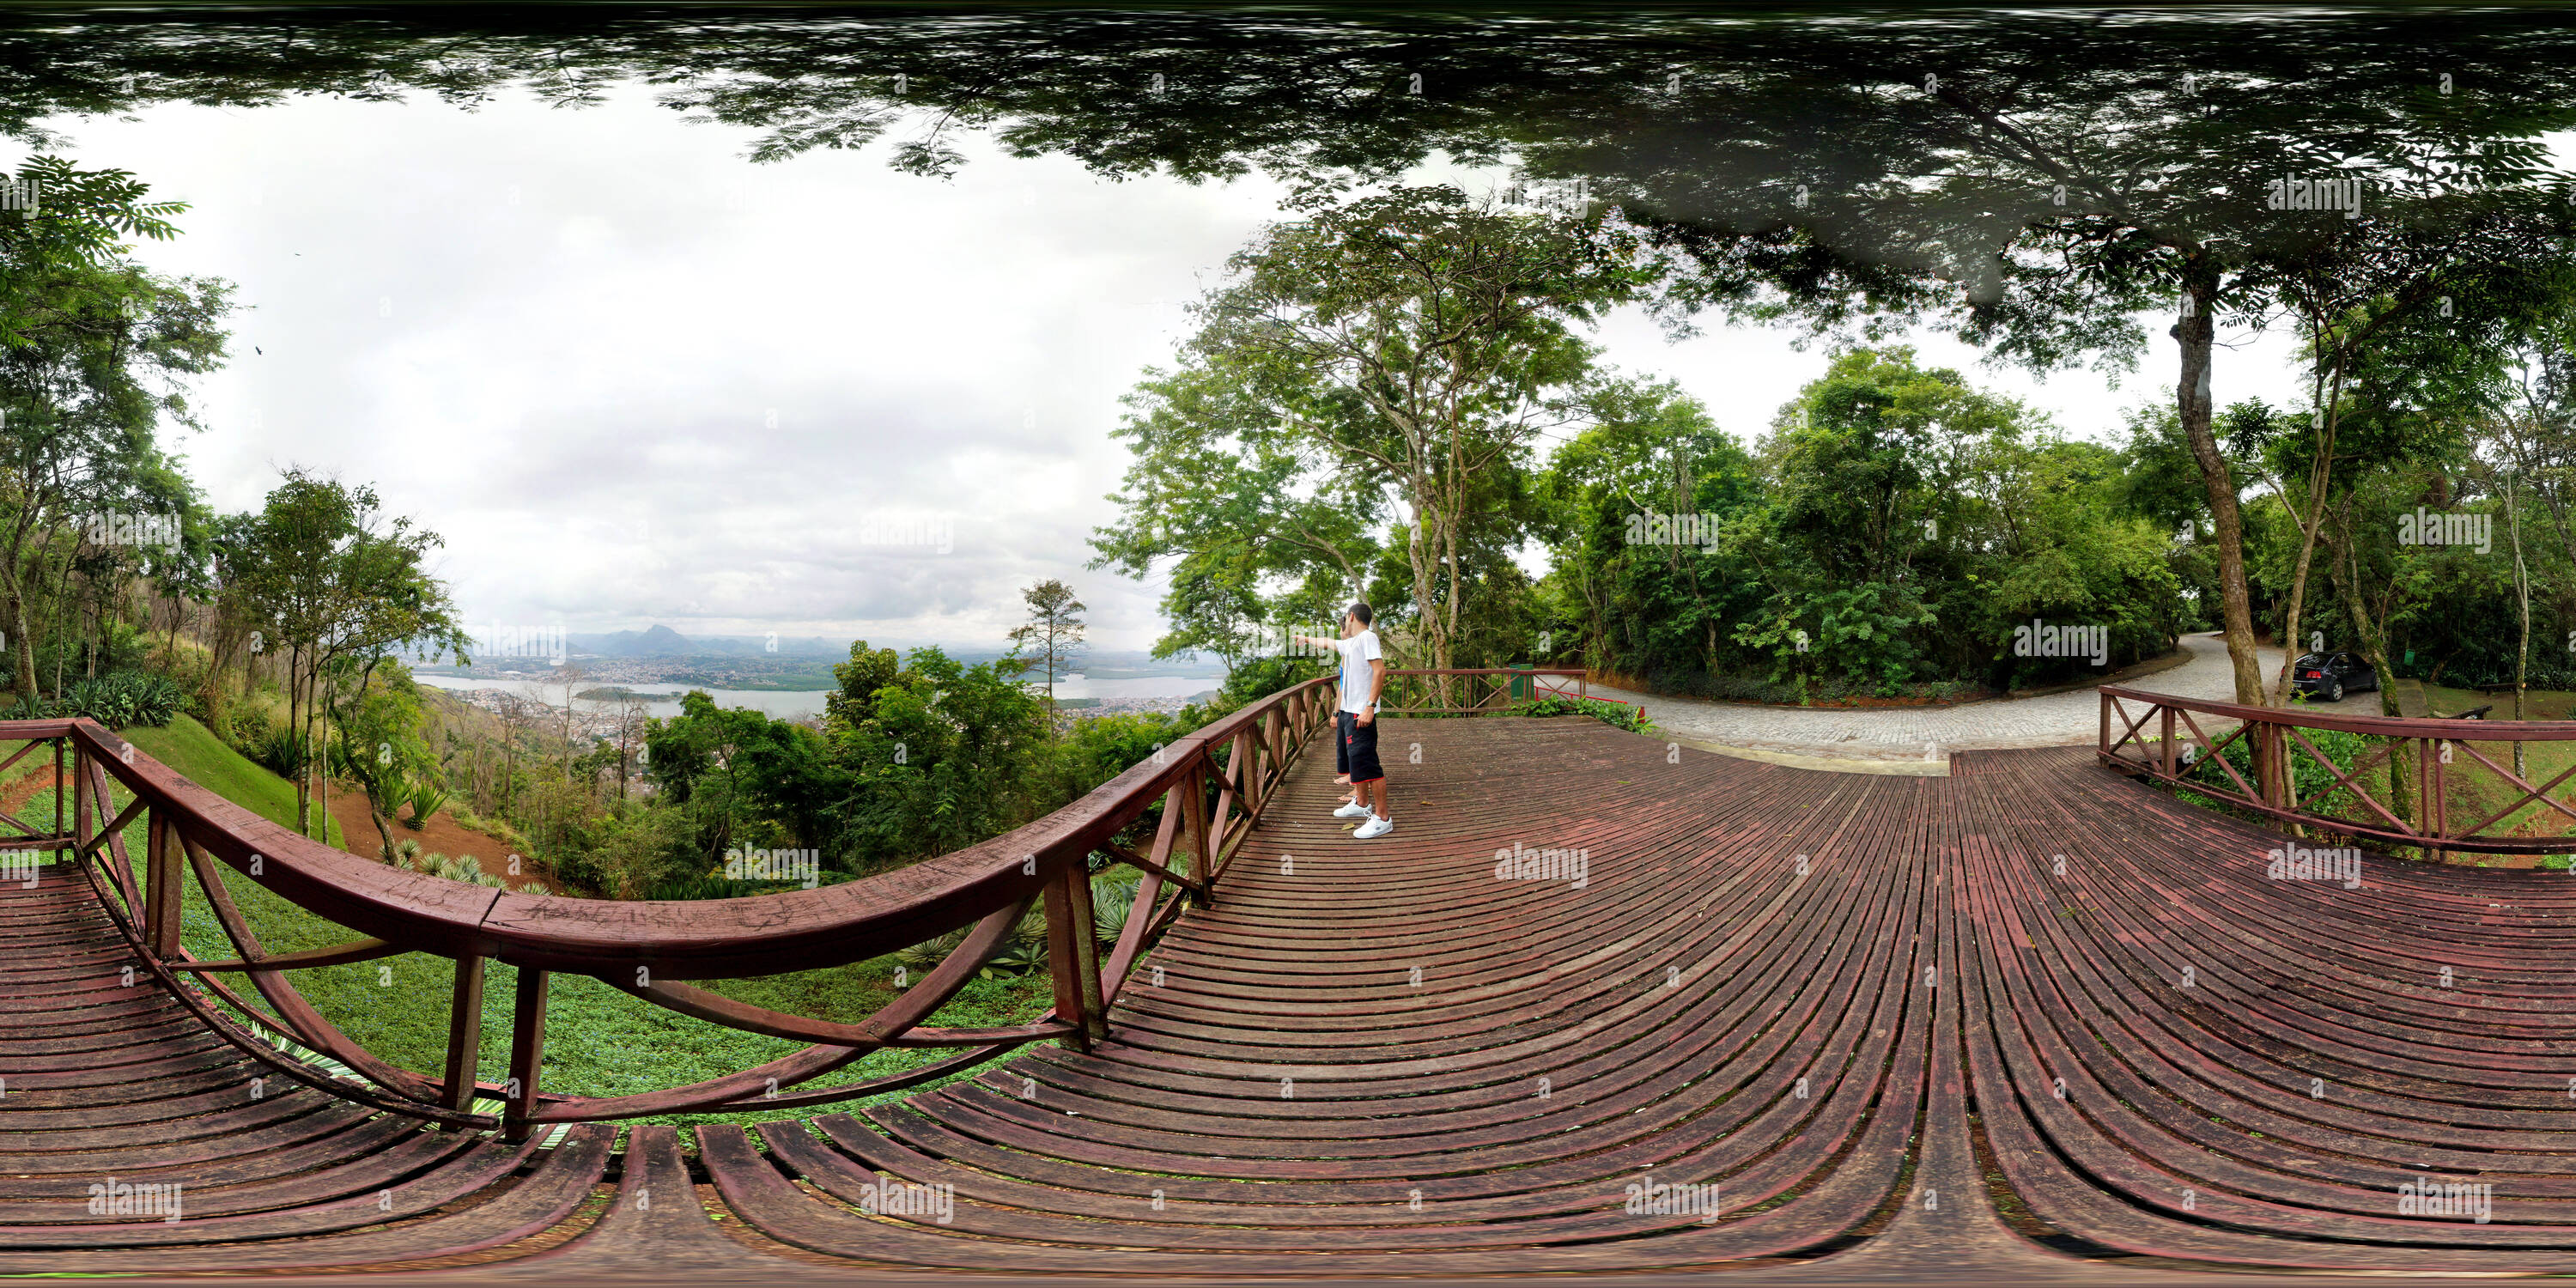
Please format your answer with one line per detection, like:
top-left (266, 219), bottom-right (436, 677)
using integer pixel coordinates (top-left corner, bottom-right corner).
top-left (253, 723), bottom-right (307, 778)
top-left (2181, 725), bottom-right (2375, 813)
top-left (400, 778), bottom-right (449, 830)
top-left (58, 671), bottom-right (185, 728)
top-left (1516, 694), bottom-right (1656, 734)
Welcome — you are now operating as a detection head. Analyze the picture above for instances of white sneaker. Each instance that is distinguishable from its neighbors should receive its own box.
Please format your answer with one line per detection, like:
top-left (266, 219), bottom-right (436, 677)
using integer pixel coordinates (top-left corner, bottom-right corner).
top-left (1354, 815), bottom-right (1394, 839)
top-left (1333, 800), bottom-right (1374, 819)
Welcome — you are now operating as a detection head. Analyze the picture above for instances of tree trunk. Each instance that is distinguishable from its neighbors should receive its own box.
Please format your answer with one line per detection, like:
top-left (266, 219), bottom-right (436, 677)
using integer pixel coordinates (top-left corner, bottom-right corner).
top-left (2510, 471), bottom-right (2530, 778)
top-left (2327, 499), bottom-right (2411, 826)
top-left (6, 593), bottom-right (31, 703)
top-left (2174, 268), bottom-right (2267, 708)
top-left (291, 648), bottom-right (311, 836)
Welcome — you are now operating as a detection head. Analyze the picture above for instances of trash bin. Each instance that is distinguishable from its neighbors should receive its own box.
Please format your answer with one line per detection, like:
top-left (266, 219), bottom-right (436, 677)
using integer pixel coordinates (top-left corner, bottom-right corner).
top-left (1510, 665), bottom-right (1534, 702)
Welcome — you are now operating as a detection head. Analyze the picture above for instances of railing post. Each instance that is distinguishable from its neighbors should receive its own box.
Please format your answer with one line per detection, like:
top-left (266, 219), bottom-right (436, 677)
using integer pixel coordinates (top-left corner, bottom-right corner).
top-left (52, 737), bottom-right (64, 866)
top-left (1232, 729), bottom-right (1254, 817)
top-left (1044, 860), bottom-right (1107, 1049)
top-left (2433, 734), bottom-right (2451, 860)
top-left (2257, 719), bottom-right (2279, 809)
top-left (70, 740), bottom-right (89, 874)
top-left (2416, 738), bottom-right (2435, 862)
top-left (441, 955), bottom-right (487, 1127)
top-left (2099, 692), bottom-right (2111, 757)
top-left (2273, 720), bottom-right (2293, 811)
top-left (1177, 761), bottom-right (1214, 890)
top-left (144, 807), bottom-right (180, 958)
top-left (503, 966), bottom-right (550, 1142)
top-left (2159, 707), bottom-right (2176, 775)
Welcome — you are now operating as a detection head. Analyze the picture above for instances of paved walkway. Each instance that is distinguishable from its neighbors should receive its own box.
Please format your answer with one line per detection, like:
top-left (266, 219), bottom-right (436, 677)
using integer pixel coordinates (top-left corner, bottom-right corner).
top-left (1589, 633), bottom-right (2379, 765)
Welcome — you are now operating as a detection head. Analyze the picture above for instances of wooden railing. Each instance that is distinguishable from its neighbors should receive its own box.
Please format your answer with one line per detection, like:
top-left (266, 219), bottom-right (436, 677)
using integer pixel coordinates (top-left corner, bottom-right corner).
top-left (42, 672), bottom-right (1353, 1139)
top-left (2099, 683), bottom-right (2576, 854)
top-left (1376, 667), bottom-right (1637, 719)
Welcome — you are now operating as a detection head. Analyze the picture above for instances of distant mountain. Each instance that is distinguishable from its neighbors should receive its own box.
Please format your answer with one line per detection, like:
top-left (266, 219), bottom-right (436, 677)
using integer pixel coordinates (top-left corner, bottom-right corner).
top-left (416, 628), bottom-right (1237, 671)
top-left (573, 623), bottom-right (693, 656)
top-left (564, 627), bottom-right (849, 659)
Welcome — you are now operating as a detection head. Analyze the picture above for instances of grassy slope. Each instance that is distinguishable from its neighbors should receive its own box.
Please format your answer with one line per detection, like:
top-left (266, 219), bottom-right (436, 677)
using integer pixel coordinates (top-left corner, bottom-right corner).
top-left (2415, 683), bottom-right (2576, 864)
top-left (69, 714), bottom-right (1052, 1127)
top-left (123, 714), bottom-right (345, 848)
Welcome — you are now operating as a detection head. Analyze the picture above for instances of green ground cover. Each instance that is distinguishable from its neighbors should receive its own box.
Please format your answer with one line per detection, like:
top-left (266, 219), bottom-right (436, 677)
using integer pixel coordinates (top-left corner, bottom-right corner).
top-left (51, 714), bottom-right (1058, 1128)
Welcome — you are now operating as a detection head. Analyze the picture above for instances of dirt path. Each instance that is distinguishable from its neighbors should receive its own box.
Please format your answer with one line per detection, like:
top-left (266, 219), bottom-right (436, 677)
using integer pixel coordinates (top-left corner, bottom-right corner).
top-left (0, 762), bottom-right (59, 824)
top-left (321, 789), bottom-right (556, 892)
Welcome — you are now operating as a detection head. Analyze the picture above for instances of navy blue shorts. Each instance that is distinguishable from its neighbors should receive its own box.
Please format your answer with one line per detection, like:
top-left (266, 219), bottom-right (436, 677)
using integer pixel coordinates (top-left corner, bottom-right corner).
top-left (1338, 711), bottom-right (1384, 784)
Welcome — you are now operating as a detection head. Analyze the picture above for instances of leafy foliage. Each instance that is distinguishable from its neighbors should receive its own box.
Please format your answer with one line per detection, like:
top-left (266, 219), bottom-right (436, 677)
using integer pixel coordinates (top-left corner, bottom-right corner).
top-left (1516, 694), bottom-right (1656, 734)
top-left (56, 671), bottom-right (184, 727)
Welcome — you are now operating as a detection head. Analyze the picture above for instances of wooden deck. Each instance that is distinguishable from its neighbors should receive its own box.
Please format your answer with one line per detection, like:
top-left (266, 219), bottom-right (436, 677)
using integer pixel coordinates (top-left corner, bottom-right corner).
top-left (10, 716), bottom-right (2576, 1280)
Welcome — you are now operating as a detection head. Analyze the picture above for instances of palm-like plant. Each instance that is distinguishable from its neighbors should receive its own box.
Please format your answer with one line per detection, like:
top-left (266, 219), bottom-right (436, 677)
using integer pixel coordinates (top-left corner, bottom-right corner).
top-left (400, 777), bottom-right (448, 830)
top-left (894, 870), bottom-right (1146, 980)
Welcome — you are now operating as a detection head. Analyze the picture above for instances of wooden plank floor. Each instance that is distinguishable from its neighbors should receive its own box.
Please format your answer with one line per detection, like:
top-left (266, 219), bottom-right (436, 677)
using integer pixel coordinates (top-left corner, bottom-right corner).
top-left (12, 717), bottom-right (2576, 1279)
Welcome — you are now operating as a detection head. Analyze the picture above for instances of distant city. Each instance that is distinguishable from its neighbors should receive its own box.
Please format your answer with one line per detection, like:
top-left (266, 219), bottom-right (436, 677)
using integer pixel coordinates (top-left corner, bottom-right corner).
top-left (404, 624), bottom-right (1231, 727)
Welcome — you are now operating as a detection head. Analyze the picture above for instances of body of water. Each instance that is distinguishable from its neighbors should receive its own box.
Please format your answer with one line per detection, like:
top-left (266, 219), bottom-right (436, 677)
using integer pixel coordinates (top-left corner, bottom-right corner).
top-left (412, 673), bottom-right (1222, 720)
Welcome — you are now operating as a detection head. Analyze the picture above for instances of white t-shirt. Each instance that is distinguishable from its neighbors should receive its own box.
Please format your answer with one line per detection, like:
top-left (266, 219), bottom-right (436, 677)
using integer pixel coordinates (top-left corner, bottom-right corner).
top-left (1337, 630), bottom-right (1383, 714)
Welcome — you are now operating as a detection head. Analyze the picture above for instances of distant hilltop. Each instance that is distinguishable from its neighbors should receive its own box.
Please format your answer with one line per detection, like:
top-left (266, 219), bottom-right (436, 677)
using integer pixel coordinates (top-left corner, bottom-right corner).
top-left (565, 626), bottom-right (860, 659)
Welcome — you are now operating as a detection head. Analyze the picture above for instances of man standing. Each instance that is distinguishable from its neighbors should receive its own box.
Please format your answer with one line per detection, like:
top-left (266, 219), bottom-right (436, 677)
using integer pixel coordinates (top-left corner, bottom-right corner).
top-left (1297, 604), bottom-right (1392, 838)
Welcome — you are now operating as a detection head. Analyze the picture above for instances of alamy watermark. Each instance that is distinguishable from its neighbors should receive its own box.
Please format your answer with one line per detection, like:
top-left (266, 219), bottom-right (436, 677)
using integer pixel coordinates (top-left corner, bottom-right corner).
top-left (2267, 843), bottom-right (2360, 889)
top-left (2012, 620), bottom-right (2108, 668)
top-left (1624, 1172), bottom-right (1720, 1223)
top-left (857, 513), bottom-right (954, 555)
top-left (1503, 174), bottom-right (1593, 217)
top-left (82, 510), bottom-right (179, 550)
top-left (856, 1172), bottom-right (955, 1225)
top-left (87, 1176), bottom-right (184, 1223)
top-left (1247, 621), bottom-right (1339, 659)
top-left (2397, 507), bottom-right (2493, 555)
top-left (0, 176), bottom-right (39, 217)
top-left (2397, 1176), bottom-right (2491, 1224)
top-left (724, 846), bottom-right (820, 889)
top-left (2264, 173), bottom-right (2364, 220)
top-left (0, 852), bottom-right (34, 889)
top-left (1493, 840), bottom-right (1589, 890)
top-left (1624, 511), bottom-right (1721, 550)
top-left (469, 623), bottom-right (567, 667)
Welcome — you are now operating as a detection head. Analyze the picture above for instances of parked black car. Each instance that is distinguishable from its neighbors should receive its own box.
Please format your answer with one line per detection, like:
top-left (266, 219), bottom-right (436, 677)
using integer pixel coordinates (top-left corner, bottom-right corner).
top-left (2291, 651), bottom-right (2378, 702)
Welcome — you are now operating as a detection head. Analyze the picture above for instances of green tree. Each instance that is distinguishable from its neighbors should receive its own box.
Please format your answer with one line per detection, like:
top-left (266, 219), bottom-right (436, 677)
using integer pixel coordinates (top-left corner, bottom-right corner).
top-left (232, 471), bottom-right (464, 839)
top-left (1147, 185), bottom-right (1655, 683)
top-left (823, 647), bottom-right (1051, 873)
top-left (1091, 361), bottom-right (1381, 665)
top-left (1002, 579), bottom-right (1087, 717)
top-left (329, 662), bottom-right (435, 860)
top-left (0, 155), bottom-right (230, 701)
top-left (1535, 378), bottom-right (1763, 683)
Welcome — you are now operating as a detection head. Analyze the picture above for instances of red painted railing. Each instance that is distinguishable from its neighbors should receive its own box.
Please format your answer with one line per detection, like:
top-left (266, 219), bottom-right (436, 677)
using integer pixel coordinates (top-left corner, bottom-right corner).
top-left (2099, 684), bottom-right (2576, 854)
top-left (44, 670), bottom-right (1661, 1139)
top-left (1376, 667), bottom-right (1639, 720)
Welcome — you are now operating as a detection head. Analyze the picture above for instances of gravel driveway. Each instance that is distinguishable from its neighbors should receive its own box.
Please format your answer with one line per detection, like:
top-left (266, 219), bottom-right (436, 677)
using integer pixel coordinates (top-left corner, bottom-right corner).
top-left (1583, 633), bottom-right (2385, 766)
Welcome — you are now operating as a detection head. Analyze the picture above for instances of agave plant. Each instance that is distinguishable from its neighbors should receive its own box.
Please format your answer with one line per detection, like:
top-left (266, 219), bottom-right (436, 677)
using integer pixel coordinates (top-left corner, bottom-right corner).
top-left (1091, 872), bottom-right (1142, 942)
top-left (895, 872), bottom-right (1147, 980)
top-left (389, 848), bottom-right (510, 890)
top-left (57, 672), bottom-right (183, 729)
top-left (400, 778), bottom-right (449, 831)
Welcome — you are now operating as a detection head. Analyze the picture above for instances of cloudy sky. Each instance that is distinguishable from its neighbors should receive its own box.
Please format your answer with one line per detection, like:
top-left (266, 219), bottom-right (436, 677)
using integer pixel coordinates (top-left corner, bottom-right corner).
top-left (30, 82), bottom-right (2313, 653)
